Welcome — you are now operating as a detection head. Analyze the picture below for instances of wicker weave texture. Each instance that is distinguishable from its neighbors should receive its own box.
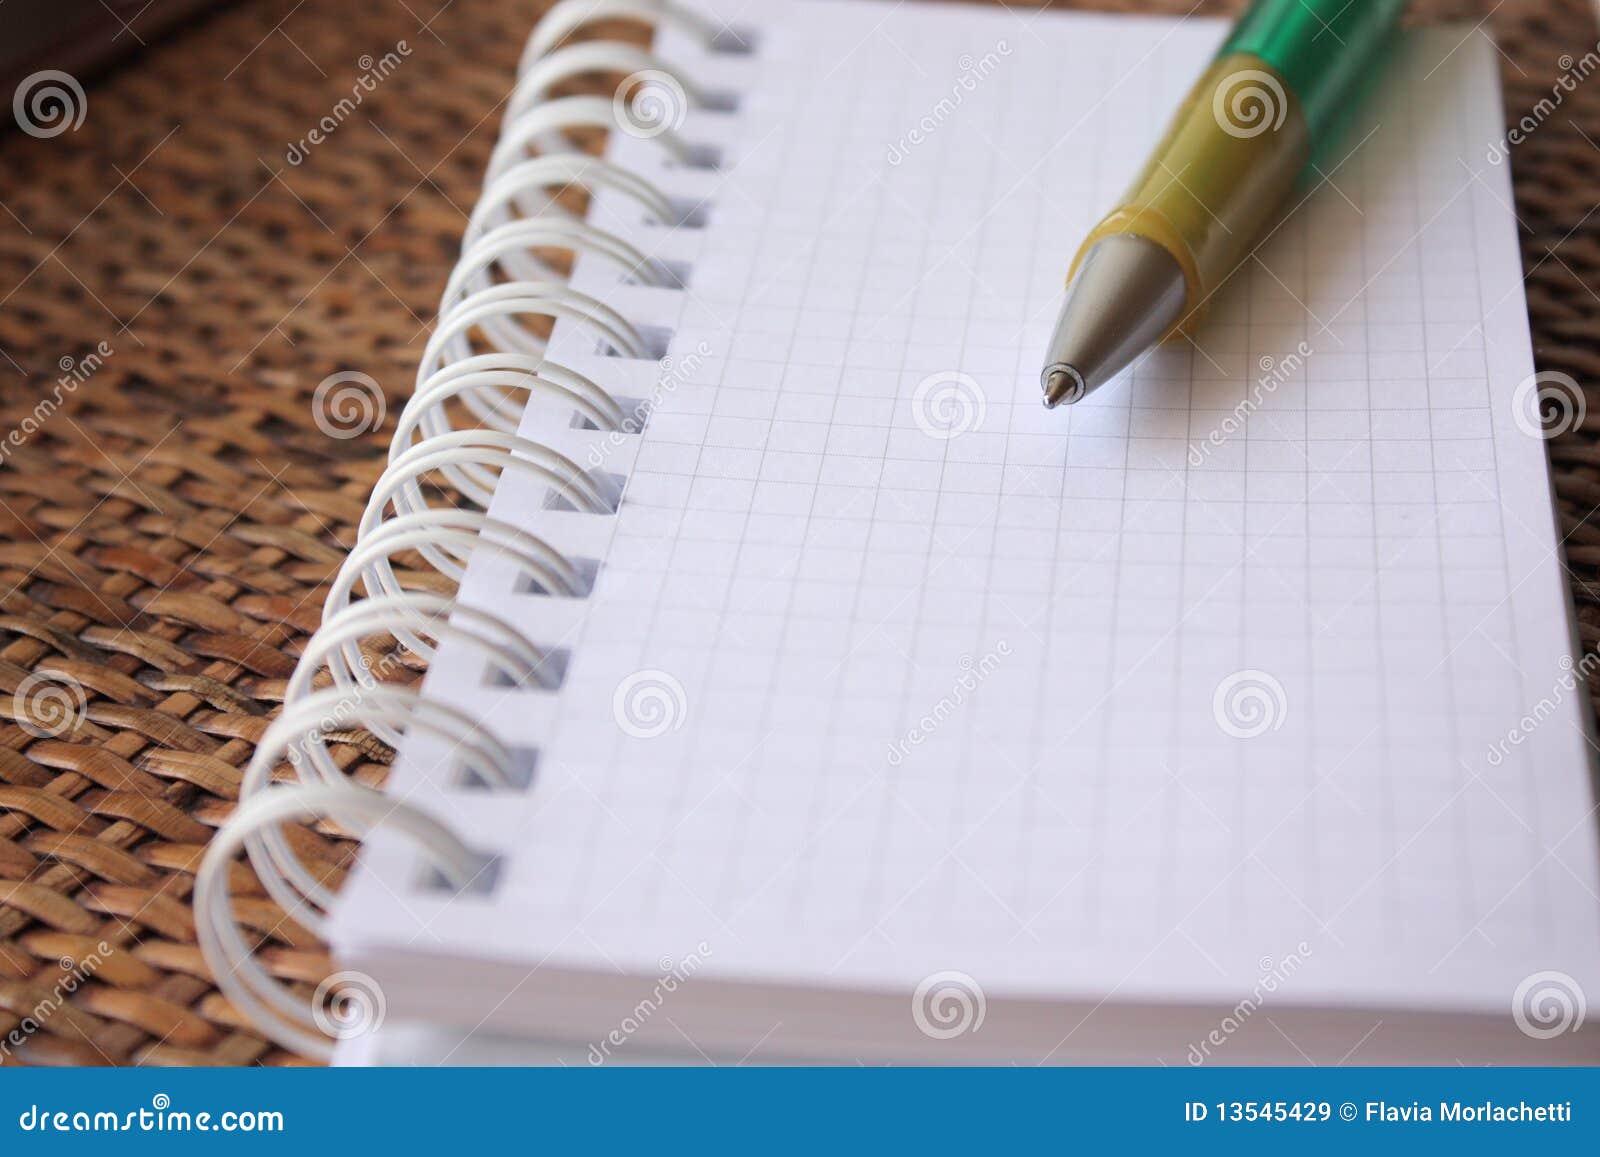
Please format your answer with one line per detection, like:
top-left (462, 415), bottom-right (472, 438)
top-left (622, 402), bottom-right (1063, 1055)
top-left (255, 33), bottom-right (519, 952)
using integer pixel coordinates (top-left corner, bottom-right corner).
top-left (0, 0), bottom-right (1596, 1066)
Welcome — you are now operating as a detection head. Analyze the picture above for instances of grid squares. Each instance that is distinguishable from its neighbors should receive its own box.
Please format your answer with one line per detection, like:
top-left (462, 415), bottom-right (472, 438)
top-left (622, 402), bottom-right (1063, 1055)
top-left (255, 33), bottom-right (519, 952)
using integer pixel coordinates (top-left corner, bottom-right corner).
top-left (375, 2), bottom-right (1600, 1003)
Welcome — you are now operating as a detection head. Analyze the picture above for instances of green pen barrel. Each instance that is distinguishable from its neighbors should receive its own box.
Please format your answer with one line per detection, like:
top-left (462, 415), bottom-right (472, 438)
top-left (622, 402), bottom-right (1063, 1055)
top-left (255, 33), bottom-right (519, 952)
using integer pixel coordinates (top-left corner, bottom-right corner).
top-left (1221, 0), bottom-right (1408, 137)
top-left (1068, 0), bottom-right (1408, 332)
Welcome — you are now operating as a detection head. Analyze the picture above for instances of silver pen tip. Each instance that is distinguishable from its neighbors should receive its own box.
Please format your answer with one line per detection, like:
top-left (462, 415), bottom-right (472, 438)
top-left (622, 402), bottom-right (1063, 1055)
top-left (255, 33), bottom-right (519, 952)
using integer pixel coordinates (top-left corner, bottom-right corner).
top-left (1042, 366), bottom-right (1086, 409)
top-left (1038, 234), bottom-right (1190, 412)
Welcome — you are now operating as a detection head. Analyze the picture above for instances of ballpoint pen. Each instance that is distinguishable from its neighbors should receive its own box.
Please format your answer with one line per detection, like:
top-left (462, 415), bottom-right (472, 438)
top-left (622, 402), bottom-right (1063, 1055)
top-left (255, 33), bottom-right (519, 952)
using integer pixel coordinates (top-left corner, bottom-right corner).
top-left (1040, 0), bottom-right (1408, 407)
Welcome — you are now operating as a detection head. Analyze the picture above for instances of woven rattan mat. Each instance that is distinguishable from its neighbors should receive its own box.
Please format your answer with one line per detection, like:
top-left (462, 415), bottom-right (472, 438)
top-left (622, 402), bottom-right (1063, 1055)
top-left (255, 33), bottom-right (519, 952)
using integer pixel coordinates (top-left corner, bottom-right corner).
top-left (0, 0), bottom-right (1597, 1067)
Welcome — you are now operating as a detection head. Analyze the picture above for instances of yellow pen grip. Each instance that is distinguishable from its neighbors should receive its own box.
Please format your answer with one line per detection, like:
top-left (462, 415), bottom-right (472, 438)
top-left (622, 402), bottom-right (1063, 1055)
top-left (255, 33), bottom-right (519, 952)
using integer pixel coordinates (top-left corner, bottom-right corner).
top-left (1069, 53), bottom-right (1312, 336)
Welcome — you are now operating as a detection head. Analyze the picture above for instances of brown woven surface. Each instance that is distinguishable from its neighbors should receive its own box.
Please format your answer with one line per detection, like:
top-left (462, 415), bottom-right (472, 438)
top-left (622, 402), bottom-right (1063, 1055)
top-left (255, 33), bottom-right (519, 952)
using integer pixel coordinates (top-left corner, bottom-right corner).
top-left (0, 0), bottom-right (1597, 1067)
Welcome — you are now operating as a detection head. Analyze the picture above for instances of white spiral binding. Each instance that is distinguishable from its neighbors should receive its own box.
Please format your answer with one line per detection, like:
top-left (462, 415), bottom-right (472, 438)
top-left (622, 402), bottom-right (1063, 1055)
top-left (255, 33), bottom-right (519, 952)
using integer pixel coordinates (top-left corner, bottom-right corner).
top-left (467, 154), bottom-right (678, 241)
top-left (330, 508), bottom-right (586, 614)
top-left (416, 281), bottom-right (652, 452)
top-left (510, 42), bottom-right (702, 127)
top-left (449, 218), bottom-right (678, 301)
top-left (395, 353), bottom-right (627, 447)
top-left (195, 0), bottom-right (735, 1056)
top-left (487, 95), bottom-right (703, 182)
top-left (520, 0), bottom-right (720, 65)
top-left (195, 783), bottom-right (489, 1062)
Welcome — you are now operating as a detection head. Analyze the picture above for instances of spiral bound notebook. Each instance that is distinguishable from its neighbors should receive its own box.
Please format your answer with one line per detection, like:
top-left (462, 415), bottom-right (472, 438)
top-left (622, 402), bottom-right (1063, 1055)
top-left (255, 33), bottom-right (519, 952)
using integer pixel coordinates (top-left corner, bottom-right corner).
top-left (197, 0), bottom-right (1600, 1065)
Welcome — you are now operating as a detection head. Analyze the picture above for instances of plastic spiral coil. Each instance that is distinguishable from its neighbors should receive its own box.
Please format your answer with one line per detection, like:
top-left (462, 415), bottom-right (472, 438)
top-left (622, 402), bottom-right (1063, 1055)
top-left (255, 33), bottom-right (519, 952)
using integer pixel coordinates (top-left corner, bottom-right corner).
top-left (195, 0), bottom-right (733, 1061)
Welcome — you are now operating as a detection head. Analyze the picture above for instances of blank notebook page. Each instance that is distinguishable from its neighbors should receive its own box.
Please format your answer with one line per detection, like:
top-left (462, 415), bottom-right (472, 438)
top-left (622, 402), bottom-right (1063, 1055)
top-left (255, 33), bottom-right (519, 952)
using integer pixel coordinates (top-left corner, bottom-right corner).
top-left (337, 0), bottom-right (1600, 1025)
